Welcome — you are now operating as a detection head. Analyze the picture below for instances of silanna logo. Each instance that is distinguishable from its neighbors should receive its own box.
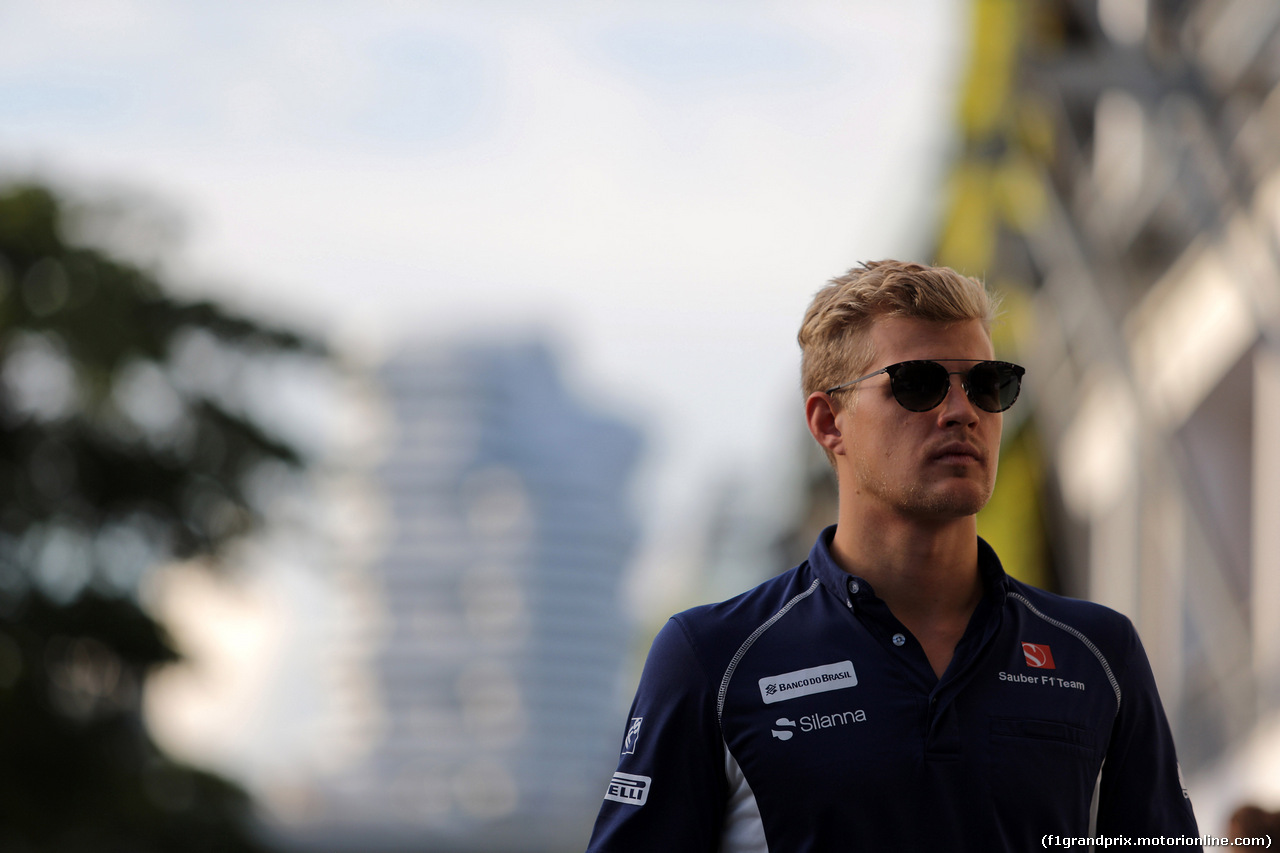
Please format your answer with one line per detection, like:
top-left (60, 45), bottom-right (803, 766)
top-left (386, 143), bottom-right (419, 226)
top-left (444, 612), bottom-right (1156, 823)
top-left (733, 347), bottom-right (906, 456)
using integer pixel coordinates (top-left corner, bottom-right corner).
top-left (759, 660), bottom-right (857, 705)
top-left (622, 717), bottom-right (642, 755)
top-left (1022, 643), bottom-right (1056, 669)
top-left (770, 710), bottom-right (867, 740)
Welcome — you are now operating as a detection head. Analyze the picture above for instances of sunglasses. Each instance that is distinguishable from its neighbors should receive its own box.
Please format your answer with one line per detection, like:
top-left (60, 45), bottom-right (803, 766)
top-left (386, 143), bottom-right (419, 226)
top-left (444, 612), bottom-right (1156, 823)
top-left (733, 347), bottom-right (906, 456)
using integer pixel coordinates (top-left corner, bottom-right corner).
top-left (825, 359), bottom-right (1026, 413)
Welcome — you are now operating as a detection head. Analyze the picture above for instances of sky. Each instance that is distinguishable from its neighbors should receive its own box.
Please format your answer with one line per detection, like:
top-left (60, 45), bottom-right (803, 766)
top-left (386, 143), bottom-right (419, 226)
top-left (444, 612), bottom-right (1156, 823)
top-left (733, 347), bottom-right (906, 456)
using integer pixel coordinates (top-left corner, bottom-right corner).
top-left (0, 0), bottom-right (967, 793)
top-left (0, 0), bottom-right (965, 545)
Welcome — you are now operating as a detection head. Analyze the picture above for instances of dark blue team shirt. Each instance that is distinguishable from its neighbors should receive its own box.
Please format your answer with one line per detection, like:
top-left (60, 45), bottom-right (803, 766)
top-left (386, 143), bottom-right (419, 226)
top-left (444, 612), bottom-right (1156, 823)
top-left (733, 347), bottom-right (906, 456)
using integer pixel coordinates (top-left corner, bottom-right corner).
top-left (587, 527), bottom-right (1200, 852)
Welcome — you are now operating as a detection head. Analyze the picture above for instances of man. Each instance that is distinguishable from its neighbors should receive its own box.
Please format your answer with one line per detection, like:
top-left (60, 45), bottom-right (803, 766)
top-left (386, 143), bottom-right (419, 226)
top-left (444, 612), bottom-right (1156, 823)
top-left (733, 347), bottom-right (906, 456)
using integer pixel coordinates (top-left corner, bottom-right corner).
top-left (586, 260), bottom-right (1200, 851)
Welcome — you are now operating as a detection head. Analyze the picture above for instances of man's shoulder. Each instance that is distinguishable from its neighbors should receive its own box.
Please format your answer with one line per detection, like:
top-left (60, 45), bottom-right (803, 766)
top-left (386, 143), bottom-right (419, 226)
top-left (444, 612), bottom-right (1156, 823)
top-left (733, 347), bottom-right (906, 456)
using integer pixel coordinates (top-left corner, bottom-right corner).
top-left (1004, 577), bottom-right (1141, 651)
top-left (667, 564), bottom-right (820, 658)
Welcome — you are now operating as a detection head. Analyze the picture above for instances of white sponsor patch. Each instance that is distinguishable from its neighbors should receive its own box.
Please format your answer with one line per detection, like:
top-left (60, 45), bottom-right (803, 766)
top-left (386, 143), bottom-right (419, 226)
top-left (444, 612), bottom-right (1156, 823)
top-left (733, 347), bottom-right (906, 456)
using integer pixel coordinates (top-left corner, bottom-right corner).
top-left (759, 660), bottom-right (857, 704)
top-left (604, 772), bottom-right (651, 806)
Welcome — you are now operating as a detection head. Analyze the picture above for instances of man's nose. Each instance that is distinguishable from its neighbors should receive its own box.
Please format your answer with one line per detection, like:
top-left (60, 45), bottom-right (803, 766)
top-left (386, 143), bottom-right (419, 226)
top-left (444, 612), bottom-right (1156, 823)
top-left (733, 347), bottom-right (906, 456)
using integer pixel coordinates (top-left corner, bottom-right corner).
top-left (937, 374), bottom-right (979, 425)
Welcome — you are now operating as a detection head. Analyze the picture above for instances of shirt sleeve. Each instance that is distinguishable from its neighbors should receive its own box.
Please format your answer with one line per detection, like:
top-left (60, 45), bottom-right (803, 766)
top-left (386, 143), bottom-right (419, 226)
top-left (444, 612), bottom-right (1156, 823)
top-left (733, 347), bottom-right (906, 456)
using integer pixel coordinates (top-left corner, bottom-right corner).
top-left (585, 616), bottom-right (728, 853)
top-left (1094, 619), bottom-right (1202, 847)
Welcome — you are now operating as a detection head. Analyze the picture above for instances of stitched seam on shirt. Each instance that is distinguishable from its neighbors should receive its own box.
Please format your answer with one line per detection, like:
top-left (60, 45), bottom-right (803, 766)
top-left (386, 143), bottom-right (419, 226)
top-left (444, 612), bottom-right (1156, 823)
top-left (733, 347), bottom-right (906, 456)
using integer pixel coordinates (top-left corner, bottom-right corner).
top-left (716, 579), bottom-right (822, 723)
top-left (1010, 592), bottom-right (1122, 711)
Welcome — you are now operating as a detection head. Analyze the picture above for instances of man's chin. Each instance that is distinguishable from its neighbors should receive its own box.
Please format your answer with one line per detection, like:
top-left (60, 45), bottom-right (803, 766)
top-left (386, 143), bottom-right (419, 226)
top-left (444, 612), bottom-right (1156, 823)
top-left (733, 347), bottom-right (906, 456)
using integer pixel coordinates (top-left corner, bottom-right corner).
top-left (909, 482), bottom-right (992, 519)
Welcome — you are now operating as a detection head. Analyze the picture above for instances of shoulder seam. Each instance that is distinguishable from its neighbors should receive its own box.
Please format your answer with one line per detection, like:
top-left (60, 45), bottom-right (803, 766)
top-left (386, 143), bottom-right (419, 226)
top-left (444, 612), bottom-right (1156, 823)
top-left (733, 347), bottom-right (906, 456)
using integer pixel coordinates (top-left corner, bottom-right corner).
top-left (1009, 591), bottom-right (1123, 711)
top-left (716, 578), bottom-right (822, 722)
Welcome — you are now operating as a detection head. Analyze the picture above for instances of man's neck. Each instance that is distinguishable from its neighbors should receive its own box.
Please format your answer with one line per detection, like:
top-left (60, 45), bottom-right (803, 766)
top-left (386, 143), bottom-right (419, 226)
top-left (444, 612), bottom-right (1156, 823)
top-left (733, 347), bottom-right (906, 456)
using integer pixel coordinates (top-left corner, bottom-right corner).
top-left (829, 505), bottom-right (983, 678)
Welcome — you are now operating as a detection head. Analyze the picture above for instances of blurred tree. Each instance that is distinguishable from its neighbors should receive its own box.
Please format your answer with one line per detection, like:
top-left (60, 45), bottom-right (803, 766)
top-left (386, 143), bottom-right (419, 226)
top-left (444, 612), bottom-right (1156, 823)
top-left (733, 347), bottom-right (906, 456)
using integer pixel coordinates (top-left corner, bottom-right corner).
top-left (0, 182), bottom-right (329, 852)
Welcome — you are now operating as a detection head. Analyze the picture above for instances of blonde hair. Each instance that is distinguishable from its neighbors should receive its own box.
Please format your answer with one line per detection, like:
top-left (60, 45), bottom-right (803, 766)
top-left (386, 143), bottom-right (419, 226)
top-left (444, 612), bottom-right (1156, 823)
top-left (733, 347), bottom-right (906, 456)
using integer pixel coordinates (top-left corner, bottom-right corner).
top-left (798, 259), bottom-right (998, 400)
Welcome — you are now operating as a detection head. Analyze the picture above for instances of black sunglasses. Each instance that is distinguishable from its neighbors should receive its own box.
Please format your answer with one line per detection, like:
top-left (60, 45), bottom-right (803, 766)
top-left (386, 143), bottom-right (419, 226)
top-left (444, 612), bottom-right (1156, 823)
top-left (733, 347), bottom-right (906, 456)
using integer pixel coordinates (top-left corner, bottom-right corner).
top-left (825, 359), bottom-right (1025, 413)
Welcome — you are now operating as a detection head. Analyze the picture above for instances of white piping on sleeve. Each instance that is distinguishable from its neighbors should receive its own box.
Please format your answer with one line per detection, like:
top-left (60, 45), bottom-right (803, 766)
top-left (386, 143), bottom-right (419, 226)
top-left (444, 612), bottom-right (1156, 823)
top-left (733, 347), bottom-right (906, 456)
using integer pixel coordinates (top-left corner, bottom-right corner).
top-left (1009, 592), bottom-right (1122, 711)
top-left (712, 579), bottom-right (819, 851)
top-left (716, 579), bottom-right (822, 722)
top-left (1088, 759), bottom-right (1105, 843)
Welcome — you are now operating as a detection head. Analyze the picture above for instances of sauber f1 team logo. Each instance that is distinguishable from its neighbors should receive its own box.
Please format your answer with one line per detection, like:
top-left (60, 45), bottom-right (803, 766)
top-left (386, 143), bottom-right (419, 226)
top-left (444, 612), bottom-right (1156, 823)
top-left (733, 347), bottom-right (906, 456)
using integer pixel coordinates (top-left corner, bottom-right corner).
top-left (1022, 642), bottom-right (1056, 669)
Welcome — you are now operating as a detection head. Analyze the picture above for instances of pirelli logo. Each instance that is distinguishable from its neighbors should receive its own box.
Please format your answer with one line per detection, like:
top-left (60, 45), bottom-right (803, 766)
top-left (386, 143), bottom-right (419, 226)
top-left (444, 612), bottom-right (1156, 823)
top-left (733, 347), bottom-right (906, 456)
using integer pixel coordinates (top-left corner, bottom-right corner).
top-left (604, 772), bottom-right (651, 806)
top-left (759, 660), bottom-right (857, 705)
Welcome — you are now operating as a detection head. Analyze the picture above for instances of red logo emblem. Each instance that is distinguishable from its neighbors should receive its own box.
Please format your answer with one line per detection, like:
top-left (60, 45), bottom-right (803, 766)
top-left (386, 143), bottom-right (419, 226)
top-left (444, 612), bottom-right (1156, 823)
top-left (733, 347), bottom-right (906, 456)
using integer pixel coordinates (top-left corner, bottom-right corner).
top-left (1022, 643), bottom-right (1056, 669)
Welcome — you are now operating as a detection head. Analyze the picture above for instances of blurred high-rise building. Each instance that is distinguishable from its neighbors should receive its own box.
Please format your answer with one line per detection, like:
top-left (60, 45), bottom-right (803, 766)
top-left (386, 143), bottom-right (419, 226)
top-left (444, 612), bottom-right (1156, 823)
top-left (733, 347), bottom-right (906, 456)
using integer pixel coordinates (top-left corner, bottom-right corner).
top-left (284, 339), bottom-right (643, 852)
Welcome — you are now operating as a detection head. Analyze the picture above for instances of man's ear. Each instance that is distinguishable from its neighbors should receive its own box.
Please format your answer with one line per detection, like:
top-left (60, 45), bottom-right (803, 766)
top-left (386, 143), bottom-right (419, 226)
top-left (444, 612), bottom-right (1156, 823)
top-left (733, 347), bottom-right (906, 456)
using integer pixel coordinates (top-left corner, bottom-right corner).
top-left (805, 392), bottom-right (844, 456)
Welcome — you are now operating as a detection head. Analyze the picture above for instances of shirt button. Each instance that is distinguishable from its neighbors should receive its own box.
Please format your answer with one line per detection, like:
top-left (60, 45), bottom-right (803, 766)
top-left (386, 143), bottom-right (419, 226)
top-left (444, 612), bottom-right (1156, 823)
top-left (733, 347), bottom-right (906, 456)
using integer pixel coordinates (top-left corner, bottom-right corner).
top-left (848, 579), bottom-right (860, 594)
top-left (892, 633), bottom-right (906, 647)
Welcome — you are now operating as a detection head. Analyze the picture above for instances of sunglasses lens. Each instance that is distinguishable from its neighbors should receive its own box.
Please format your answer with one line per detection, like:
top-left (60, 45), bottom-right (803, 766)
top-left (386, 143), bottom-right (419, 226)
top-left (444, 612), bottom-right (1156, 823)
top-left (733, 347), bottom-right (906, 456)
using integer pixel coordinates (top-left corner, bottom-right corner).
top-left (967, 362), bottom-right (1023, 412)
top-left (883, 361), bottom-right (1024, 412)
top-left (889, 362), bottom-right (951, 411)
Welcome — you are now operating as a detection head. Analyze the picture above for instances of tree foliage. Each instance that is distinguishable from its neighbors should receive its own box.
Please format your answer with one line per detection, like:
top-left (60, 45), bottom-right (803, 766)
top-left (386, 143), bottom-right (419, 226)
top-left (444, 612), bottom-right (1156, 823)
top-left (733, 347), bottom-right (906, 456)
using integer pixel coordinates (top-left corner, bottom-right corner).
top-left (0, 182), bottom-right (329, 851)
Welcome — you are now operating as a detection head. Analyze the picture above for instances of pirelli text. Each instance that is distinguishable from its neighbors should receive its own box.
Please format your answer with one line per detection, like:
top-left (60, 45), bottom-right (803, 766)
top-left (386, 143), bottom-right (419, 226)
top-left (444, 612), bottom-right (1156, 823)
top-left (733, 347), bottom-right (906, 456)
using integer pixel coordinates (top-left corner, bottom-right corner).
top-left (1042, 834), bottom-right (1272, 848)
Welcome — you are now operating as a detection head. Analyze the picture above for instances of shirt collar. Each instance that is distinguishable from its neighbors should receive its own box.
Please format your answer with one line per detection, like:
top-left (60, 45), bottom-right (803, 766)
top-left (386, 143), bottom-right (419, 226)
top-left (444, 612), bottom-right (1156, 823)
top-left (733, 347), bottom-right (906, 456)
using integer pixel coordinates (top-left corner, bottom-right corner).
top-left (807, 524), bottom-right (1011, 608)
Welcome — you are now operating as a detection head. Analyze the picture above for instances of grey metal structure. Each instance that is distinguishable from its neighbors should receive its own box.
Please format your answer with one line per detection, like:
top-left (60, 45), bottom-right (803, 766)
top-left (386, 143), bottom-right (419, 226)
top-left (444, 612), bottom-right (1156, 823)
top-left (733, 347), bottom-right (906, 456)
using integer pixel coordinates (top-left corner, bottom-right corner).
top-left (955, 0), bottom-right (1280, 829)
